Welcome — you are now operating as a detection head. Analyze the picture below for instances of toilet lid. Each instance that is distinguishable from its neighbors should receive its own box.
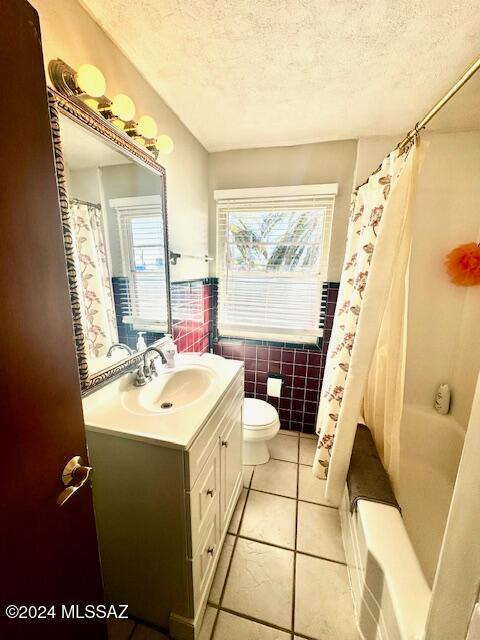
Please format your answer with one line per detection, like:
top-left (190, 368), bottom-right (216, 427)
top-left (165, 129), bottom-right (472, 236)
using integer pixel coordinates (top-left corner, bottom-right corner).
top-left (243, 398), bottom-right (279, 428)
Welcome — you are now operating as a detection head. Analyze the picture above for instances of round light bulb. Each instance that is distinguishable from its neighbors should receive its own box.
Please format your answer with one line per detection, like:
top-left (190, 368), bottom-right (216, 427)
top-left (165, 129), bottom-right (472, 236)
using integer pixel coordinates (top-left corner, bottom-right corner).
top-left (111, 118), bottom-right (125, 130)
top-left (76, 64), bottom-right (106, 97)
top-left (155, 134), bottom-right (174, 155)
top-left (137, 115), bottom-right (158, 139)
top-left (111, 94), bottom-right (136, 121)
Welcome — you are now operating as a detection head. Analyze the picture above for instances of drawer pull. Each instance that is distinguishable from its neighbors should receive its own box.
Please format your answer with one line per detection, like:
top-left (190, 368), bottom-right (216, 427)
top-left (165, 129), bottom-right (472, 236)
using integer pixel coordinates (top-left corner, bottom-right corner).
top-left (206, 488), bottom-right (215, 497)
top-left (207, 546), bottom-right (215, 556)
top-left (221, 440), bottom-right (228, 448)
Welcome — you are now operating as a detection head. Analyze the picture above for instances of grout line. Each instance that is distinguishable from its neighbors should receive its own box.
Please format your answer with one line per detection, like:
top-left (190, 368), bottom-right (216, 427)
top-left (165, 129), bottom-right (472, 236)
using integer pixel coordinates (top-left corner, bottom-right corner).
top-left (209, 468), bottom-right (253, 640)
top-left (297, 496), bottom-right (339, 511)
top-left (207, 605), bottom-right (220, 640)
top-left (249, 486), bottom-right (297, 500)
top-left (293, 631), bottom-right (330, 640)
top-left (236, 533), bottom-right (295, 553)
top-left (223, 532), bottom-right (346, 567)
top-left (271, 455), bottom-right (300, 464)
top-left (214, 605), bottom-right (292, 636)
top-left (291, 433), bottom-right (300, 639)
top-left (295, 549), bottom-right (347, 567)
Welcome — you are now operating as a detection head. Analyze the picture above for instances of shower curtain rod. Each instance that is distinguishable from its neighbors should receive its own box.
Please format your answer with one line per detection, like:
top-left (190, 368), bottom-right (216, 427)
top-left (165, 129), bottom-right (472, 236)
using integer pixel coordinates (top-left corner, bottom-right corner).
top-left (69, 197), bottom-right (101, 209)
top-left (356, 53), bottom-right (480, 190)
top-left (398, 54), bottom-right (480, 149)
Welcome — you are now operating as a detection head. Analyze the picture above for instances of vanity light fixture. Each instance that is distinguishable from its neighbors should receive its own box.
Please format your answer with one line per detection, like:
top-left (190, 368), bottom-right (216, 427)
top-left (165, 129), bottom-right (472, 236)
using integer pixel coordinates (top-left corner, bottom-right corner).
top-left (76, 63), bottom-right (106, 97)
top-left (111, 94), bottom-right (136, 121)
top-left (137, 115), bottom-right (158, 139)
top-left (48, 58), bottom-right (174, 157)
top-left (156, 134), bottom-right (174, 155)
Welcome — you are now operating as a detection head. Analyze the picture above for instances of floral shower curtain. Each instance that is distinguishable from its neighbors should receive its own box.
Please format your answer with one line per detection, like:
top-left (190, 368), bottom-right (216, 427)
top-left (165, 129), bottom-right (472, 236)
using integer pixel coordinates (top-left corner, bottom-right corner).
top-left (363, 203), bottom-right (412, 490)
top-left (70, 201), bottom-right (118, 360)
top-left (314, 141), bottom-right (422, 505)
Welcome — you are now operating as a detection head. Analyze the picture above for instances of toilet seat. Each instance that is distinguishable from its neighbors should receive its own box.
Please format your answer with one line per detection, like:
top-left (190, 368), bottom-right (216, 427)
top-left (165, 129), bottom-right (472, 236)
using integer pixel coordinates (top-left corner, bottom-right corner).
top-left (243, 398), bottom-right (278, 430)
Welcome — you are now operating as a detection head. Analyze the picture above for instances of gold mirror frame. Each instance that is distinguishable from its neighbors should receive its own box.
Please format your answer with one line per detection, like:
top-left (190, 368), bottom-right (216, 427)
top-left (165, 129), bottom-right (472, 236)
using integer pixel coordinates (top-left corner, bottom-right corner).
top-left (47, 87), bottom-right (172, 394)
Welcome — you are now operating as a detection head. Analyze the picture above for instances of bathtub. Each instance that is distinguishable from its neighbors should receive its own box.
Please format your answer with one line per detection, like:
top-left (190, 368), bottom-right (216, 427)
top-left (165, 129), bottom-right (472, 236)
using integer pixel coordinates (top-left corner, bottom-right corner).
top-left (397, 405), bottom-right (466, 586)
top-left (340, 405), bottom-right (465, 639)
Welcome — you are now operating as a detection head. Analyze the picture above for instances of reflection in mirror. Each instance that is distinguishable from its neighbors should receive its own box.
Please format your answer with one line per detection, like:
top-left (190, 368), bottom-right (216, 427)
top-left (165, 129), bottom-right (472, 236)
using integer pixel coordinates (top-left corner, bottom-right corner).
top-left (59, 114), bottom-right (169, 376)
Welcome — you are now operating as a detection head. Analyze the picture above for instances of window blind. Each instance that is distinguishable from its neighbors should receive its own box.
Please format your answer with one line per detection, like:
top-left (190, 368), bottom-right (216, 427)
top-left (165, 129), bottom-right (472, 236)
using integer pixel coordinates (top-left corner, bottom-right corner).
top-left (216, 191), bottom-right (335, 343)
top-left (116, 204), bottom-right (168, 332)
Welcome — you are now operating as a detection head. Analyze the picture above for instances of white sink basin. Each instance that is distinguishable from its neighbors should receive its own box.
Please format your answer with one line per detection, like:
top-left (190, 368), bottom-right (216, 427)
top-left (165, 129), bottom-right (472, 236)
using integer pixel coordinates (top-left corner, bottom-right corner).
top-left (82, 353), bottom-right (244, 449)
top-left (123, 365), bottom-right (216, 416)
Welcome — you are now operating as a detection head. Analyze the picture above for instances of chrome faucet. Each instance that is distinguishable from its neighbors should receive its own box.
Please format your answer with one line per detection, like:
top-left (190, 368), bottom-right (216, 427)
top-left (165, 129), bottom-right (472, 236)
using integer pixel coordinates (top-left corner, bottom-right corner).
top-left (107, 342), bottom-right (134, 357)
top-left (135, 347), bottom-right (167, 386)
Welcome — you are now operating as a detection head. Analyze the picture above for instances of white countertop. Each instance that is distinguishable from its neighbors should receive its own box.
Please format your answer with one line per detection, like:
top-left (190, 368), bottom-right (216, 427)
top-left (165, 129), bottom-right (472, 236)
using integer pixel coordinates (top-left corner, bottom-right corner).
top-left (82, 353), bottom-right (244, 450)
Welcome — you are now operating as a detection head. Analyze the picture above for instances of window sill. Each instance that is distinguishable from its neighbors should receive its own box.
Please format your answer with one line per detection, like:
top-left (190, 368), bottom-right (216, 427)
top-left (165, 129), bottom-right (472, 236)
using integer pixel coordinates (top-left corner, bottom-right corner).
top-left (215, 335), bottom-right (322, 351)
top-left (122, 316), bottom-right (168, 332)
top-left (218, 326), bottom-right (322, 344)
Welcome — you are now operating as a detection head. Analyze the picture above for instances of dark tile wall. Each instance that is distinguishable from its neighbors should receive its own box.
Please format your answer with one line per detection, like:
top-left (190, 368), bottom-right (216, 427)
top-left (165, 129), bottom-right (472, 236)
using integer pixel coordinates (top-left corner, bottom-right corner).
top-left (213, 282), bottom-right (340, 434)
top-left (171, 278), bottom-right (216, 354)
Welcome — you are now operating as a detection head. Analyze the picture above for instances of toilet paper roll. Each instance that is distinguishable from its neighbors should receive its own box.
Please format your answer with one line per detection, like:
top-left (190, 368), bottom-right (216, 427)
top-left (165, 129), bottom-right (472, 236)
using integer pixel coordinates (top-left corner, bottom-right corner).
top-left (267, 376), bottom-right (282, 398)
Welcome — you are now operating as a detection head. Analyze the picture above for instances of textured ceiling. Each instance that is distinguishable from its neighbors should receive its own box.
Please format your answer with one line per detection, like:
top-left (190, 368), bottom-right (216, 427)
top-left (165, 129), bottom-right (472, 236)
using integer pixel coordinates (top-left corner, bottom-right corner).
top-left (79, 0), bottom-right (480, 151)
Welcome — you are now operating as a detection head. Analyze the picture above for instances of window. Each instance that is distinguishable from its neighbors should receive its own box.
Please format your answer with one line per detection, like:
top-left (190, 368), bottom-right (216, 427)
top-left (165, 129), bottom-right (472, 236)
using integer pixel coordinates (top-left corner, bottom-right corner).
top-left (215, 185), bottom-right (336, 343)
top-left (112, 196), bottom-right (168, 331)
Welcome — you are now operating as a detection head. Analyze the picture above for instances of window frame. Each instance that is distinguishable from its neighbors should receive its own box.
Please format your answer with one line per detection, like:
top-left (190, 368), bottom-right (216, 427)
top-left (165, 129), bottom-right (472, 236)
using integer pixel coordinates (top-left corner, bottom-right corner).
top-left (215, 184), bottom-right (337, 344)
top-left (112, 195), bottom-right (169, 332)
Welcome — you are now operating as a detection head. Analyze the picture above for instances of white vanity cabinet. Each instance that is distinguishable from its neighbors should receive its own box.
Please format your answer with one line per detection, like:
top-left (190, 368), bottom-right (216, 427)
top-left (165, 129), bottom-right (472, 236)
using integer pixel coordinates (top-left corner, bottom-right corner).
top-left (85, 364), bottom-right (244, 639)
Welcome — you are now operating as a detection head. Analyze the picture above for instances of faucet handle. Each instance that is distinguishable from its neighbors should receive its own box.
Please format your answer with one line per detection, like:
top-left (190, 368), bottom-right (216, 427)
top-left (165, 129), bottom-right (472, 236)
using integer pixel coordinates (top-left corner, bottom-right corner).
top-left (143, 361), bottom-right (151, 378)
top-left (135, 363), bottom-right (149, 386)
top-left (150, 357), bottom-right (159, 377)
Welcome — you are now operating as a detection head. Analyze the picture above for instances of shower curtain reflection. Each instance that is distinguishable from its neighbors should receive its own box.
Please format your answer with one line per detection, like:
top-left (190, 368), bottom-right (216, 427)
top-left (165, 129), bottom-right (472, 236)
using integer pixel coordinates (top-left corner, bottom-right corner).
top-left (70, 200), bottom-right (118, 360)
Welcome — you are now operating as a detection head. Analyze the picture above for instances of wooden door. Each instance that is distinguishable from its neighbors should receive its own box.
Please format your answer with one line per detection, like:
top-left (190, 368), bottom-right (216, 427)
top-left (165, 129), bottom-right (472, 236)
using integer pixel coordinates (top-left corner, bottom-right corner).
top-left (0, 2), bottom-right (107, 638)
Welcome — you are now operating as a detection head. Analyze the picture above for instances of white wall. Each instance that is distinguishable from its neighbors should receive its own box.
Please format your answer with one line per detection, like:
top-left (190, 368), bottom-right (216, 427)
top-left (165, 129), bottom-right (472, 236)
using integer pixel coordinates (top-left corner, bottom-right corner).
top-left (353, 135), bottom-right (400, 186)
top-left (356, 132), bottom-right (480, 430)
top-left (69, 167), bottom-right (102, 203)
top-left (406, 131), bottom-right (480, 428)
top-left (208, 140), bottom-right (358, 281)
top-left (31, 0), bottom-right (209, 283)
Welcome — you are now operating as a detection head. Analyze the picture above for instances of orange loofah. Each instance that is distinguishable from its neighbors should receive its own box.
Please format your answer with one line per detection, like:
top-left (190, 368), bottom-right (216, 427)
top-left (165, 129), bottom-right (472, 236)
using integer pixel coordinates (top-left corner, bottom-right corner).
top-left (445, 243), bottom-right (480, 286)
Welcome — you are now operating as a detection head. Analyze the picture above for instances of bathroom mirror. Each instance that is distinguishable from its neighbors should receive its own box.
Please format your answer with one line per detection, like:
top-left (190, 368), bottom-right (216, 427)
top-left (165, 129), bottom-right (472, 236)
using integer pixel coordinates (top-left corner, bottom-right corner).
top-left (48, 89), bottom-right (171, 393)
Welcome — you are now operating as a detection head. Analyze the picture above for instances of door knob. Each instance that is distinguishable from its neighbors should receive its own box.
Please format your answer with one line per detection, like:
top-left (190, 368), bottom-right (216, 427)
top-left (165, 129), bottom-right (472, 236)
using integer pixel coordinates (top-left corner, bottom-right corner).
top-left (57, 456), bottom-right (92, 507)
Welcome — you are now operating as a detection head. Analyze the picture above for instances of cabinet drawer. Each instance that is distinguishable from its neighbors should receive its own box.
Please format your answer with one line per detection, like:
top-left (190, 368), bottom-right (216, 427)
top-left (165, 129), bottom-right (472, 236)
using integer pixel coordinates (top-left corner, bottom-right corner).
top-left (185, 371), bottom-right (244, 489)
top-left (188, 443), bottom-right (220, 556)
top-left (191, 511), bottom-right (219, 613)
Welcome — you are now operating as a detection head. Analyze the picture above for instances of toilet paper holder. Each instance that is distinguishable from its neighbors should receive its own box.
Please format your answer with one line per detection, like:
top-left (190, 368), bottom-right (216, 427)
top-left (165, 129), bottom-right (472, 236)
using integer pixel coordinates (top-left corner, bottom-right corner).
top-left (267, 372), bottom-right (286, 398)
top-left (268, 372), bottom-right (286, 383)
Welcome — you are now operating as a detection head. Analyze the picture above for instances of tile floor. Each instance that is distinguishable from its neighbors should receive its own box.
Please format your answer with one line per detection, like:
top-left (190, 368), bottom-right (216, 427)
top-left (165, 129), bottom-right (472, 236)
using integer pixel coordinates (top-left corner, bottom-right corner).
top-left (108, 431), bottom-right (359, 640)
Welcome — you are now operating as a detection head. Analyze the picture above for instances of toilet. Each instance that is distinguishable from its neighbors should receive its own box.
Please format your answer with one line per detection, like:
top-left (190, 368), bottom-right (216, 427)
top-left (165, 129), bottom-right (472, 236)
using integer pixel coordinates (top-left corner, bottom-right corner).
top-left (242, 398), bottom-right (281, 465)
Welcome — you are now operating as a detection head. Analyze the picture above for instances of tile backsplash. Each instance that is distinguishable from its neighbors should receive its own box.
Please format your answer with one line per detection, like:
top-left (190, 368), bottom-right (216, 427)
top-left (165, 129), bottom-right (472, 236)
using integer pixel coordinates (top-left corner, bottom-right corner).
top-left (171, 278), bottom-right (216, 354)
